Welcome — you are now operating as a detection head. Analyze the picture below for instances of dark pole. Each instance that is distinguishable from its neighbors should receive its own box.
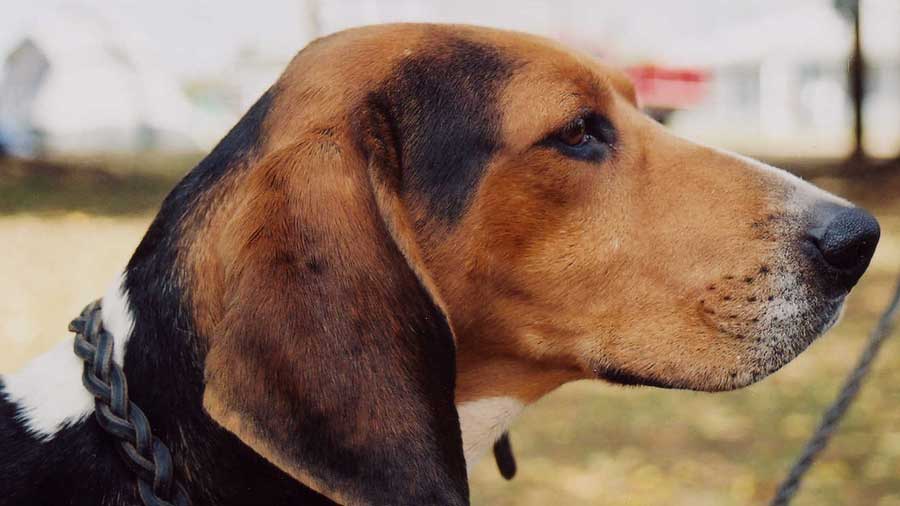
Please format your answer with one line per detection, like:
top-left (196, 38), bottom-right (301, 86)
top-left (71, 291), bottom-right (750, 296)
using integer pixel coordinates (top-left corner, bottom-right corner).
top-left (848, 0), bottom-right (866, 161)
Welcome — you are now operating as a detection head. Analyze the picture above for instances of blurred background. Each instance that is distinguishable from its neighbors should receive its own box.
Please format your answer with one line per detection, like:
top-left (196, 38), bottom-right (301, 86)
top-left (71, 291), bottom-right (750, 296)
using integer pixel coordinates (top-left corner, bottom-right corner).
top-left (1, 0), bottom-right (898, 505)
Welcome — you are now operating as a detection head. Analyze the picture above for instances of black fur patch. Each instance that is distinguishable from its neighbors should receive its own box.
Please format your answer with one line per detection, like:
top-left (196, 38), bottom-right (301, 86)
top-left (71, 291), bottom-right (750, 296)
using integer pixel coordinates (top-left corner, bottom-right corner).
top-left (0, 385), bottom-right (140, 506)
top-left (596, 365), bottom-right (687, 390)
top-left (128, 87), bottom-right (274, 282)
top-left (120, 87), bottom-right (337, 505)
top-left (379, 36), bottom-right (513, 222)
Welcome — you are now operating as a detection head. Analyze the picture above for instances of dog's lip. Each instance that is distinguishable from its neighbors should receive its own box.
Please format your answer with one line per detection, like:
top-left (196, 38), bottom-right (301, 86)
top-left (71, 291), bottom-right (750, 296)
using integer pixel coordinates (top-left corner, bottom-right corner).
top-left (590, 363), bottom-right (681, 389)
top-left (589, 295), bottom-right (847, 392)
top-left (791, 294), bottom-right (845, 335)
top-left (761, 294), bottom-right (845, 338)
top-left (817, 296), bottom-right (846, 334)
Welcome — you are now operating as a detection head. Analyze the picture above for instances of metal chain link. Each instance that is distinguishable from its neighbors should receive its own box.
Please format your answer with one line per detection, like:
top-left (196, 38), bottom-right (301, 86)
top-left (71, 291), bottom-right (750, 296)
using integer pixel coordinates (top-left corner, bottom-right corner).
top-left (770, 274), bottom-right (900, 505)
top-left (70, 301), bottom-right (192, 506)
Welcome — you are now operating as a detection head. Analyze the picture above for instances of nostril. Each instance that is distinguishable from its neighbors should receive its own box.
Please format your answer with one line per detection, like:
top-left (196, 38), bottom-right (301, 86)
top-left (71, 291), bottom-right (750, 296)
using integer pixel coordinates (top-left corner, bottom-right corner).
top-left (814, 207), bottom-right (880, 272)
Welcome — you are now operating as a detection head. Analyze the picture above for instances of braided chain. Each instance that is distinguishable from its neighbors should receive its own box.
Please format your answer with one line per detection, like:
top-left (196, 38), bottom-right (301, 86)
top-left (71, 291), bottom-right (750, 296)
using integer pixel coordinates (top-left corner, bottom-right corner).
top-left (770, 274), bottom-right (900, 505)
top-left (69, 301), bottom-right (192, 506)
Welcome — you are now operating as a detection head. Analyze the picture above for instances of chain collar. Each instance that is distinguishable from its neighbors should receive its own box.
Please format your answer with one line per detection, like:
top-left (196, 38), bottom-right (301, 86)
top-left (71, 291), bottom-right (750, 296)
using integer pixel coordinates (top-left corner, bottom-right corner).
top-left (70, 301), bottom-right (192, 506)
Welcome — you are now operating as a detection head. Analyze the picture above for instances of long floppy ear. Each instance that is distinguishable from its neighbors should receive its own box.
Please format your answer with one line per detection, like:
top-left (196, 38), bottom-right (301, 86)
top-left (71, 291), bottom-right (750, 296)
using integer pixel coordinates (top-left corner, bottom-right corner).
top-left (202, 106), bottom-right (468, 506)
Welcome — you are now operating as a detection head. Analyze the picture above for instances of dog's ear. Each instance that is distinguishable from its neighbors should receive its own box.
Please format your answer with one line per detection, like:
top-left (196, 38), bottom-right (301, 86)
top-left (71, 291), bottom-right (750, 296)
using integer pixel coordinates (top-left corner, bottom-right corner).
top-left (202, 104), bottom-right (468, 506)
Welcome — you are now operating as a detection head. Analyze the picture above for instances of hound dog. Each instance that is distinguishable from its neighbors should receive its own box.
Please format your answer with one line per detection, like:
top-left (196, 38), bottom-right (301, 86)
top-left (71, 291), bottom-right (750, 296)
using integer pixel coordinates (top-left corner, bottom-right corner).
top-left (0, 24), bottom-right (880, 506)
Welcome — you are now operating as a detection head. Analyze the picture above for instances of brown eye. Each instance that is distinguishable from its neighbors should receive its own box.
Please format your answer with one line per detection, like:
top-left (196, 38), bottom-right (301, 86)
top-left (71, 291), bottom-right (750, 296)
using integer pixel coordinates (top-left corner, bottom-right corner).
top-left (558, 117), bottom-right (587, 146)
top-left (543, 112), bottom-right (616, 162)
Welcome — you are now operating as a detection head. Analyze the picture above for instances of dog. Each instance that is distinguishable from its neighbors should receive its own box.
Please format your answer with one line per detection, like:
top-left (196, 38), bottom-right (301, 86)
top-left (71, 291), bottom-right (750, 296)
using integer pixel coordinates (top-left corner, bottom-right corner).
top-left (0, 23), bottom-right (880, 506)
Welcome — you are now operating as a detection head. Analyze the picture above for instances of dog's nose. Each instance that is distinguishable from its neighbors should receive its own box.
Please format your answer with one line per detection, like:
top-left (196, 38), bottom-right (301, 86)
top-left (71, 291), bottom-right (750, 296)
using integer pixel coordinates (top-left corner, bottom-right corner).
top-left (807, 205), bottom-right (880, 290)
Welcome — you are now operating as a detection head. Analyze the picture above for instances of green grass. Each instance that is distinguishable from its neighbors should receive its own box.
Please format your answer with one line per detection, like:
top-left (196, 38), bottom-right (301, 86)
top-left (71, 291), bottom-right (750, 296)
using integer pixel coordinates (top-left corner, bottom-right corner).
top-left (0, 154), bottom-right (199, 215)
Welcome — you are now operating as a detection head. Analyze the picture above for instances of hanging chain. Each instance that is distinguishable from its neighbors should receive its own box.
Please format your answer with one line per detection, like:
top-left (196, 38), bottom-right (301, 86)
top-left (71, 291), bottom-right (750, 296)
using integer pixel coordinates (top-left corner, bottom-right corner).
top-left (771, 274), bottom-right (900, 505)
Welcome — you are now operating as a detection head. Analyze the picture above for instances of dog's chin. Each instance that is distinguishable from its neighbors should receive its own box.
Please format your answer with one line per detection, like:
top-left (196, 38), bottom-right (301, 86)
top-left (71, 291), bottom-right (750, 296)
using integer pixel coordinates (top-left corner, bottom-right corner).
top-left (595, 296), bottom-right (847, 393)
top-left (743, 295), bottom-right (846, 381)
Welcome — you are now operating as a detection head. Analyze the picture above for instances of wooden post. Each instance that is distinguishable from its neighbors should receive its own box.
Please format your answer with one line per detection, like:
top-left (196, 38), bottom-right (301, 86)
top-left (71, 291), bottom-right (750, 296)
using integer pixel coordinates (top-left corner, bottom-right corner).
top-left (848, 0), bottom-right (866, 161)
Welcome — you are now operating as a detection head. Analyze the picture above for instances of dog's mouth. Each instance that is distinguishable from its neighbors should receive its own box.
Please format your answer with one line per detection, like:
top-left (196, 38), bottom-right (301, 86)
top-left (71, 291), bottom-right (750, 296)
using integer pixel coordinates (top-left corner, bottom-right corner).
top-left (746, 291), bottom-right (846, 382)
top-left (591, 364), bottom-right (682, 389)
top-left (591, 276), bottom-right (849, 393)
top-left (585, 194), bottom-right (877, 394)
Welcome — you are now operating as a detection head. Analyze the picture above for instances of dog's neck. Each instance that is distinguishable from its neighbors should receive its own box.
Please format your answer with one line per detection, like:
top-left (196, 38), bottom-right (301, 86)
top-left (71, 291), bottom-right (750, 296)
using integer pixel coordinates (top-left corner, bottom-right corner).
top-left (452, 341), bottom-right (583, 472)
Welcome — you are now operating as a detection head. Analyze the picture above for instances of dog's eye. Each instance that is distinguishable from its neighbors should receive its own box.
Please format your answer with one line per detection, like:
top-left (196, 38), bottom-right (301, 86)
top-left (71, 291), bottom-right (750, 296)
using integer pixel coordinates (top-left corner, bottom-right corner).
top-left (559, 117), bottom-right (587, 146)
top-left (546, 113), bottom-right (616, 163)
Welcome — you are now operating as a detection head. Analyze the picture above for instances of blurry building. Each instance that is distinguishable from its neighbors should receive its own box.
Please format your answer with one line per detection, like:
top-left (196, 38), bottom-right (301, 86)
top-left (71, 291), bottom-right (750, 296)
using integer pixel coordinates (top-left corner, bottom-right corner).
top-left (0, 8), bottom-right (206, 157)
top-left (1, 0), bottom-right (897, 160)
top-left (662, 3), bottom-right (900, 159)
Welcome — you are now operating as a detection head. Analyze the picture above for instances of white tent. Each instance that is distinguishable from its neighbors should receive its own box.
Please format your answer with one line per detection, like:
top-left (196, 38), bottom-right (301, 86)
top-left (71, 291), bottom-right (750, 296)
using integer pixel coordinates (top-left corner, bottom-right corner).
top-left (0, 7), bottom-right (202, 156)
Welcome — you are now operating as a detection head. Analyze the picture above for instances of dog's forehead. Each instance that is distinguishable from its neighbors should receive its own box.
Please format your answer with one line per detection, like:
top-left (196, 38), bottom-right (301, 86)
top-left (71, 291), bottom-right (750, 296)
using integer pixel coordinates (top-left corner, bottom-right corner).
top-left (391, 27), bottom-right (638, 150)
top-left (422, 26), bottom-right (636, 103)
top-left (371, 26), bottom-right (634, 222)
top-left (267, 24), bottom-right (637, 223)
top-left (378, 33), bottom-right (513, 222)
top-left (268, 24), bottom-right (633, 144)
top-left (469, 27), bottom-right (637, 102)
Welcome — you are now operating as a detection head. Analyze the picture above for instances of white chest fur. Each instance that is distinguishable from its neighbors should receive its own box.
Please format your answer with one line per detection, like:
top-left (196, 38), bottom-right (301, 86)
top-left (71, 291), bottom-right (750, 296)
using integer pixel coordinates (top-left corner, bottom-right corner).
top-left (1, 272), bottom-right (133, 440)
top-left (456, 396), bottom-right (525, 473)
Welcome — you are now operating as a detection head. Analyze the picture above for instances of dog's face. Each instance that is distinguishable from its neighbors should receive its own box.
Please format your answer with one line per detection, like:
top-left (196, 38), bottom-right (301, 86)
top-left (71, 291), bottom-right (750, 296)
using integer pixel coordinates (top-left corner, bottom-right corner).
top-left (234, 20), bottom-right (881, 416)
top-left (192, 24), bottom-right (879, 504)
top-left (407, 31), bottom-right (880, 396)
top-left (295, 26), bottom-right (876, 397)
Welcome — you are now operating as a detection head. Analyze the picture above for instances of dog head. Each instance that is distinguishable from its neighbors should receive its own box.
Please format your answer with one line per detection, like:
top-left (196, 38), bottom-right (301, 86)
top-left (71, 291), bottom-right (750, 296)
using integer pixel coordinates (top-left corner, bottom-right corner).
top-left (182, 24), bottom-right (878, 505)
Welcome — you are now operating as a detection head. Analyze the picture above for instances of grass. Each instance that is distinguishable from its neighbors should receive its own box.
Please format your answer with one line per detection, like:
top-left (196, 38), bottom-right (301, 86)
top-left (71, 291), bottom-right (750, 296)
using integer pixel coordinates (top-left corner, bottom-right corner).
top-left (1, 155), bottom-right (899, 506)
top-left (0, 154), bottom-right (198, 215)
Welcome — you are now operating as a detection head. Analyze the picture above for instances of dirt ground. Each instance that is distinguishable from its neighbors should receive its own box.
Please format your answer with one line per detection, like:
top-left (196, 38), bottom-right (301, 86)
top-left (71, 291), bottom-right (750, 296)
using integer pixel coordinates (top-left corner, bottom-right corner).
top-left (1, 156), bottom-right (899, 506)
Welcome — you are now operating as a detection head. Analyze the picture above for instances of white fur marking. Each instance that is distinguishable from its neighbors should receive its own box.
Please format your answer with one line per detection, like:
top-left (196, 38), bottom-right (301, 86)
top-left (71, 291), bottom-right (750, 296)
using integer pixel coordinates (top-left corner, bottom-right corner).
top-left (1, 272), bottom-right (134, 440)
top-left (102, 271), bottom-right (135, 367)
top-left (2, 337), bottom-right (94, 440)
top-left (456, 396), bottom-right (524, 473)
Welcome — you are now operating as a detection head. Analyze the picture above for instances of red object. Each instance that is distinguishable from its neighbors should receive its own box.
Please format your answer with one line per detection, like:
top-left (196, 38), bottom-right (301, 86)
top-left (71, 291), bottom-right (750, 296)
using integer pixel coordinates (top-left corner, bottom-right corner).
top-left (625, 64), bottom-right (709, 111)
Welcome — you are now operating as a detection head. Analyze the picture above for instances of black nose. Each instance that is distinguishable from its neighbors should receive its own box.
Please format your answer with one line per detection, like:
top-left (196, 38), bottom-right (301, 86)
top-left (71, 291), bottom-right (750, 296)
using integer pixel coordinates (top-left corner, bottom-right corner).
top-left (808, 205), bottom-right (880, 290)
